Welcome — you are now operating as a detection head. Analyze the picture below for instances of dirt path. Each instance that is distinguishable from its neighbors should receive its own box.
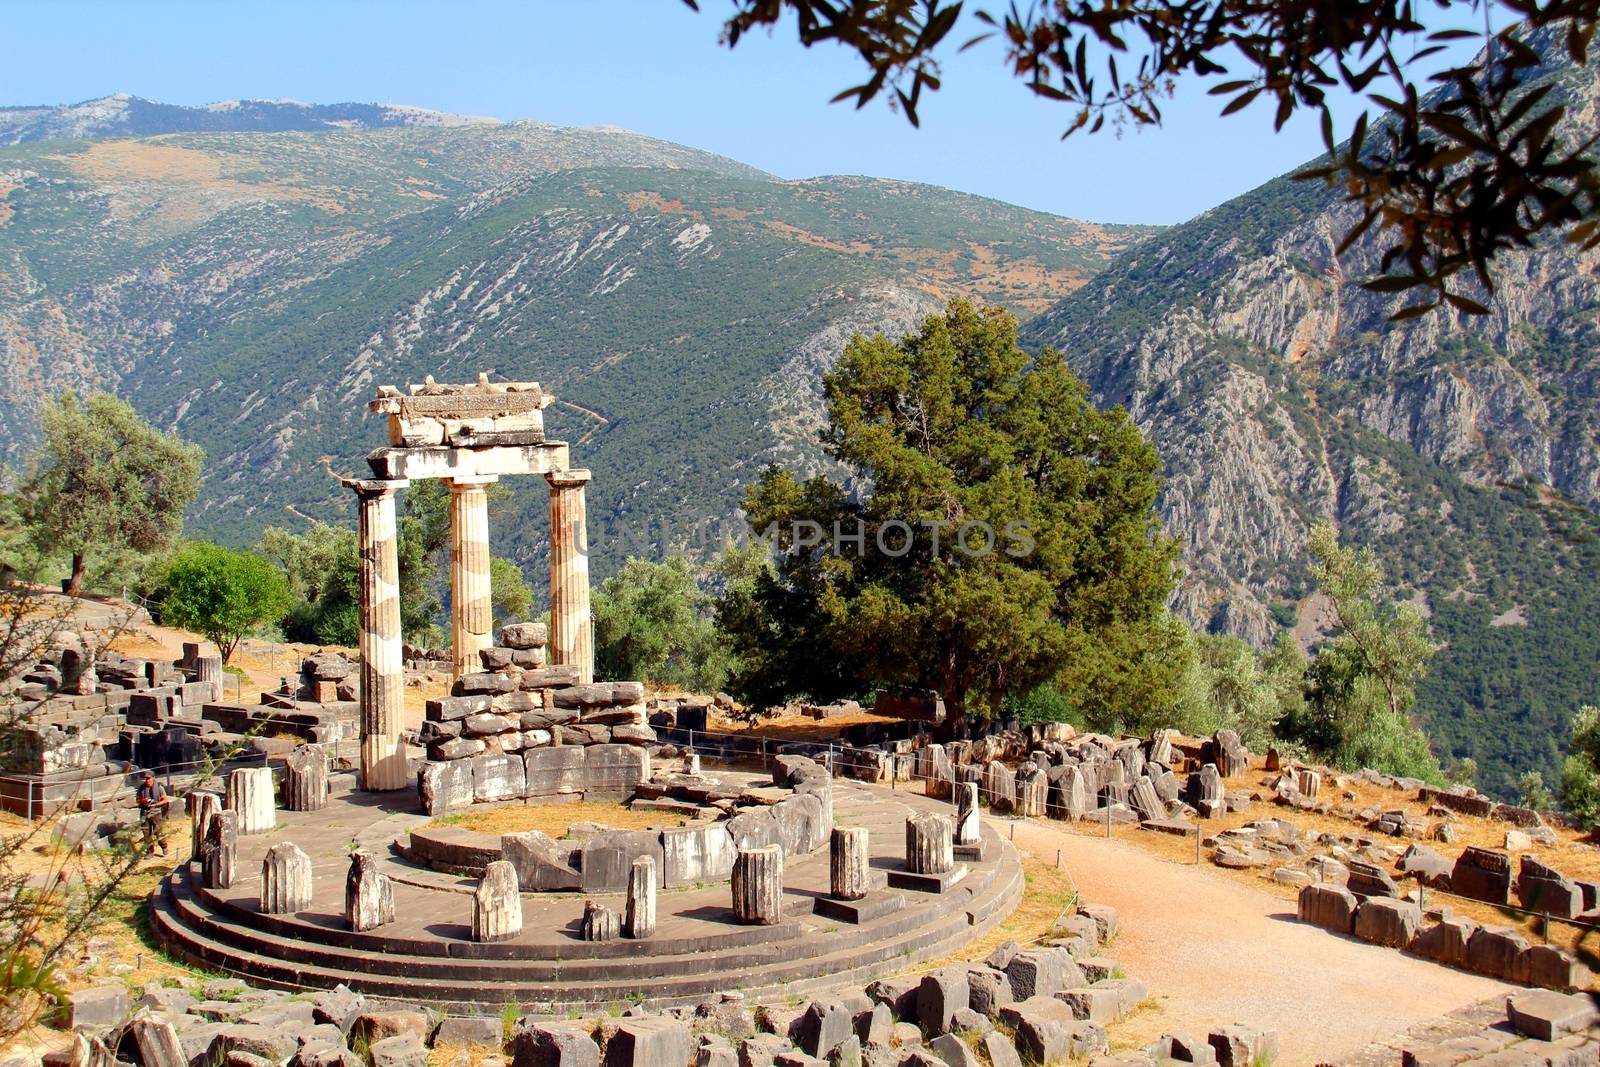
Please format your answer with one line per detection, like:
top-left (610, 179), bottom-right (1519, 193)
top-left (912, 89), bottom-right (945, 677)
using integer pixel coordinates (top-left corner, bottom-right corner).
top-left (1007, 818), bottom-right (1510, 1065)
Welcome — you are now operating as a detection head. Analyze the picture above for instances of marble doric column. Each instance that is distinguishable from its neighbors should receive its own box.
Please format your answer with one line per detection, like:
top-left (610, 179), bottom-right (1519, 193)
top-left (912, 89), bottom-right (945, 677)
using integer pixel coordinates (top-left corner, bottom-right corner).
top-left (546, 469), bottom-right (594, 684)
top-left (449, 476), bottom-right (497, 679)
top-left (351, 478), bottom-right (409, 791)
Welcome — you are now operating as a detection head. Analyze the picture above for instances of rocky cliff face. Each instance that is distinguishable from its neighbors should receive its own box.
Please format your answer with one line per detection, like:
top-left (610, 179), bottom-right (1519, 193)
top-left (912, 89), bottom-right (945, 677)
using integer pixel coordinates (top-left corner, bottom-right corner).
top-left (1022, 34), bottom-right (1600, 795)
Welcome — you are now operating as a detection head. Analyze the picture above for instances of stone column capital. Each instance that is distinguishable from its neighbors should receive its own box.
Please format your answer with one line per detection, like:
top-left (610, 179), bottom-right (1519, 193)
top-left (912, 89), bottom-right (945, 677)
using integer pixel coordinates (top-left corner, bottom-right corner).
top-left (448, 474), bottom-right (500, 488)
top-left (342, 477), bottom-right (411, 497)
top-left (546, 468), bottom-right (592, 489)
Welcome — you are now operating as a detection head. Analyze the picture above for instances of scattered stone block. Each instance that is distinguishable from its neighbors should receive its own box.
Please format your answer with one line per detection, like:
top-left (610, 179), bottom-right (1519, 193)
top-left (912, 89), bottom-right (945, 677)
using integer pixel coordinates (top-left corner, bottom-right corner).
top-left (435, 1016), bottom-right (502, 1047)
top-left (583, 899), bottom-right (621, 942)
top-left (1525, 943), bottom-right (1590, 991)
top-left (515, 1024), bottom-right (602, 1067)
top-left (353, 1011), bottom-right (431, 1048)
top-left (738, 1035), bottom-right (793, 1067)
top-left (66, 985), bottom-right (128, 1029)
top-left (1517, 856), bottom-right (1584, 919)
top-left (1093, 977), bottom-right (1147, 1015)
top-left (1451, 847), bottom-right (1512, 905)
top-left (917, 969), bottom-right (970, 1034)
top-left (1466, 925), bottom-right (1533, 983)
top-left (1409, 916), bottom-right (1478, 969)
top-left (795, 1001), bottom-right (853, 1058)
top-left (1346, 860), bottom-right (1399, 899)
top-left (866, 976), bottom-right (921, 1021)
top-left (965, 966), bottom-right (1013, 1018)
top-left (418, 759), bottom-right (474, 815)
top-left (1354, 898), bottom-right (1421, 948)
top-left (1150, 1033), bottom-right (1216, 1064)
top-left (368, 1034), bottom-right (427, 1067)
top-left (603, 1018), bottom-right (693, 1067)
top-left (118, 1017), bottom-right (186, 1067)
top-left (1054, 988), bottom-right (1119, 1022)
top-left (1206, 1026), bottom-right (1277, 1067)
top-left (928, 1035), bottom-right (981, 1067)
top-left (980, 1032), bottom-right (1022, 1067)
top-left (1505, 990), bottom-right (1600, 1041)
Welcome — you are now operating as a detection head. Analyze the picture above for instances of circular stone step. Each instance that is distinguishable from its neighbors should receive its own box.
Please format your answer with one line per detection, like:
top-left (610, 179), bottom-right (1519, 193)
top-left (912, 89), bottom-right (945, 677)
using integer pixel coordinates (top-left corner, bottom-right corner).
top-left (152, 776), bottom-right (1023, 1010)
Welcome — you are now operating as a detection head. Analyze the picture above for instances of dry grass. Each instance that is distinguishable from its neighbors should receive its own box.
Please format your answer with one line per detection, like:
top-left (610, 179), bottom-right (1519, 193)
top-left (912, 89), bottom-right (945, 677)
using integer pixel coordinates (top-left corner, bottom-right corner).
top-left (433, 799), bottom-right (689, 838)
top-left (2, 812), bottom-right (201, 1059)
top-left (427, 1043), bottom-right (508, 1067)
top-left (922, 847), bottom-right (1080, 970)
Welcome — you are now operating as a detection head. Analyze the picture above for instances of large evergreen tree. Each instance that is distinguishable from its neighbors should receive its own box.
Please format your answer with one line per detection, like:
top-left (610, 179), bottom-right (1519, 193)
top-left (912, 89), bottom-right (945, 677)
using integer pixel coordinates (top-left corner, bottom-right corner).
top-left (721, 299), bottom-right (1179, 722)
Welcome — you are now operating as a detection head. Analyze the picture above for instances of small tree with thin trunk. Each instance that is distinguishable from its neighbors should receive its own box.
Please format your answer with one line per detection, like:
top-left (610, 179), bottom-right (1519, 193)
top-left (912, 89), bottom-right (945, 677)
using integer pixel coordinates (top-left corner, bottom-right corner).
top-left (22, 391), bottom-right (202, 595)
top-left (155, 542), bottom-right (292, 663)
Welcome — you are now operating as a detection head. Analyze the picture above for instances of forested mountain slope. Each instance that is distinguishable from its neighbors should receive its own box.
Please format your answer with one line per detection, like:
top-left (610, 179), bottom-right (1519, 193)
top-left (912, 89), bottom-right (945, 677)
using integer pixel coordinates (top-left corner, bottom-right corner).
top-left (1021, 29), bottom-right (1600, 797)
top-left (0, 103), bottom-right (1149, 627)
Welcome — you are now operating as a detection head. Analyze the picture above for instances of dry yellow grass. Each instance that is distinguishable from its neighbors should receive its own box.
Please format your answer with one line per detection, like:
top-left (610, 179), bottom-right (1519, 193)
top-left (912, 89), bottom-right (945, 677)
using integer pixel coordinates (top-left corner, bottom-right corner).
top-left (2, 812), bottom-right (201, 1059)
top-left (922, 849), bottom-right (1080, 970)
top-left (433, 799), bottom-right (689, 838)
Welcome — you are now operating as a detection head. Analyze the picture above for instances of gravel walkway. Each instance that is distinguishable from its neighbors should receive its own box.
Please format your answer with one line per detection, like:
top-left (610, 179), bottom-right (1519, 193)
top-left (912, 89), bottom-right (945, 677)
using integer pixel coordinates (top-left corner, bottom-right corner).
top-left (1010, 818), bottom-right (1511, 1065)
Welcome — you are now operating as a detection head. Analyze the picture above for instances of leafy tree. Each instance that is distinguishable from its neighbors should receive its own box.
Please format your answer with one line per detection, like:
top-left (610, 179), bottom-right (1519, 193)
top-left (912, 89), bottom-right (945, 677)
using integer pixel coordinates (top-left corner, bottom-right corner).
top-left (596, 556), bottom-right (730, 692)
top-left (22, 391), bottom-right (203, 595)
top-left (259, 520), bottom-right (440, 647)
top-left (1448, 756), bottom-right (1480, 786)
top-left (690, 0), bottom-right (1600, 314)
top-left (155, 542), bottom-right (292, 663)
top-left (721, 299), bottom-right (1178, 721)
top-left (491, 557), bottom-right (534, 624)
top-left (1560, 705), bottom-right (1600, 828)
top-left (1287, 521), bottom-right (1442, 779)
top-left (1187, 632), bottom-right (1283, 750)
top-left (1518, 769), bottom-right (1554, 811)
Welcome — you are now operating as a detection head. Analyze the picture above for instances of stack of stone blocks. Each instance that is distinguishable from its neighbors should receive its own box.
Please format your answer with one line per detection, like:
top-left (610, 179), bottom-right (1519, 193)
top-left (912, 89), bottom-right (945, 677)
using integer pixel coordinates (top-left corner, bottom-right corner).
top-left (416, 622), bottom-right (657, 815)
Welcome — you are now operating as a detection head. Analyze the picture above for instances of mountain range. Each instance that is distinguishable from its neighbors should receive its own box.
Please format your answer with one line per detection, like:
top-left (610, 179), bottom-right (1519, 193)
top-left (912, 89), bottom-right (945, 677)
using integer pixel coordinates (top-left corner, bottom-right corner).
top-left (2, 71), bottom-right (1595, 797)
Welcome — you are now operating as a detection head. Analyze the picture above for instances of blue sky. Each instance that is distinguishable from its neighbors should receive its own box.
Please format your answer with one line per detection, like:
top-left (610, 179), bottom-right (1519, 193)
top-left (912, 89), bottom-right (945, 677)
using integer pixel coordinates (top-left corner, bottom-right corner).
top-left (3, 1), bottom-right (1485, 225)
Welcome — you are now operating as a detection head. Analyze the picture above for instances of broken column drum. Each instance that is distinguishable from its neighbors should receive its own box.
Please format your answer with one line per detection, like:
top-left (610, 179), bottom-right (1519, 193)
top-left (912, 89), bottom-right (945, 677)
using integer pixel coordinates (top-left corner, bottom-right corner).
top-left (473, 859), bottom-right (523, 943)
top-left (906, 813), bottom-right (954, 875)
top-left (188, 790), bottom-right (221, 858)
top-left (226, 766), bottom-right (276, 835)
top-left (583, 900), bottom-right (621, 942)
top-left (733, 845), bottom-right (784, 925)
top-left (346, 849), bottom-right (395, 932)
top-left (200, 811), bottom-right (237, 890)
top-left (282, 745), bottom-right (329, 812)
top-left (830, 826), bottom-right (870, 901)
top-left (260, 842), bottom-right (313, 915)
top-left (954, 782), bottom-right (980, 846)
top-left (625, 855), bottom-right (657, 939)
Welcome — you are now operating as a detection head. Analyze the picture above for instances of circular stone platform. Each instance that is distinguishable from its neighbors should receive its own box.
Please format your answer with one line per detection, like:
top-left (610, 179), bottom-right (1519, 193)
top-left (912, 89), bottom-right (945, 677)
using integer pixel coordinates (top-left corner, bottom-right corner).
top-left (152, 770), bottom-right (1023, 1012)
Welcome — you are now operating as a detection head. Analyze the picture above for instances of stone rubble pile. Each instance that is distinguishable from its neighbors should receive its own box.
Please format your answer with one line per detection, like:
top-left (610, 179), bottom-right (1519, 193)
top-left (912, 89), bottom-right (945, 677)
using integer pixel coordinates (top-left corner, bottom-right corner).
top-left (42, 898), bottom-right (1290, 1067)
top-left (414, 621), bottom-right (653, 815)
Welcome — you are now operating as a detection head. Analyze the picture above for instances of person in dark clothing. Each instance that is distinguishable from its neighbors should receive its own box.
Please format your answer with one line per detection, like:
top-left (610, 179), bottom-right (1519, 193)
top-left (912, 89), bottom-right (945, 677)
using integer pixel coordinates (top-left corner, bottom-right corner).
top-left (137, 771), bottom-right (171, 856)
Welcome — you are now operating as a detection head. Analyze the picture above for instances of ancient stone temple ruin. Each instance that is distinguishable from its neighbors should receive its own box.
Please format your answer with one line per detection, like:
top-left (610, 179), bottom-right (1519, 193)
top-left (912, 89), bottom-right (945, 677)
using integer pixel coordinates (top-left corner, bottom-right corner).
top-left (341, 374), bottom-right (594, 791)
